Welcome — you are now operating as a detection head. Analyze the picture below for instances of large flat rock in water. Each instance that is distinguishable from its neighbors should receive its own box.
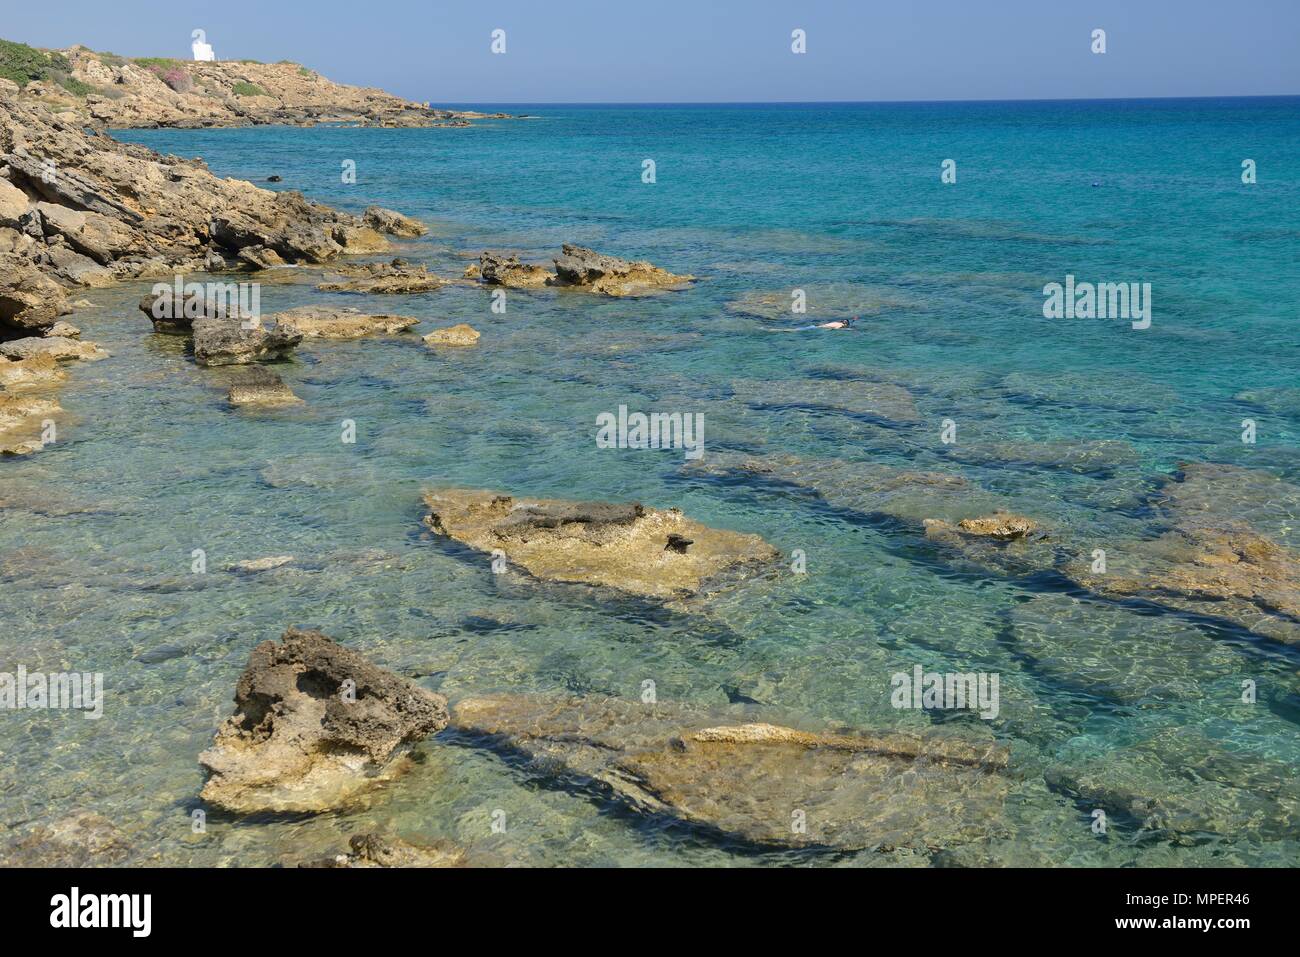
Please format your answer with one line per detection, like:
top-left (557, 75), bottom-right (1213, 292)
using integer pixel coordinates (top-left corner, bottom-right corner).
top-left (421, 489), bottom-right (778, 600)
top-left (272, 306), bottom-right (420, 339)
top-left (1045, 727), bottom-right (1300, 842)
top-left (731, 377), bottom-right (921, 426)
top-left (1067, 463), bottom-right (1300, 645)
top-left (450, 694), bottom-right (1010, 852)
top-left (0, 336), bottom-right (107, 362)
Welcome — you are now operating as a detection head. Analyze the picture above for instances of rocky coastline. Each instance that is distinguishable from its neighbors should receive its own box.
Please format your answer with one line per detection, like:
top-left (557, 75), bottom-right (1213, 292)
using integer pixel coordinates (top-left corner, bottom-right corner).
top-left (3, 38), bottom-right (1298, 871)
top-left (0, 56), bottom-right (692, 454)
top-left (0, 64), bottom-right (440, 453)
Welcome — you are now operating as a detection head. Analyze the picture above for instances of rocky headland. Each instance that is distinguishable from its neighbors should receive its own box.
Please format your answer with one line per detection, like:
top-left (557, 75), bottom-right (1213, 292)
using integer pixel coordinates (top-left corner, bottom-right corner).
top-left (2, 40), bottom-right (507, 129)
top-left (0, 50), bottom-right (441, 449)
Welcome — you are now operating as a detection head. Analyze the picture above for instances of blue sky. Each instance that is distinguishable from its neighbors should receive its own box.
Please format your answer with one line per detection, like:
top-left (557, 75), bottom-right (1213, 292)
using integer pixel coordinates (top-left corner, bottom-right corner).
top-left (5, 0), bottom-right (1298, 103)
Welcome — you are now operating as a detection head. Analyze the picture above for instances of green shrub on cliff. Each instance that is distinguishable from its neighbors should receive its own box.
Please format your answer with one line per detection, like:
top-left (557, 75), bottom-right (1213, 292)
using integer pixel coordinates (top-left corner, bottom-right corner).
top-left (132, 57), bottom-right (183, 70)
top-left (0, 38), bottom-right (69, 88)
top-left (51, 71), bottom-right (96, 97)
top-left (231, 81), bottom-right (268, 97)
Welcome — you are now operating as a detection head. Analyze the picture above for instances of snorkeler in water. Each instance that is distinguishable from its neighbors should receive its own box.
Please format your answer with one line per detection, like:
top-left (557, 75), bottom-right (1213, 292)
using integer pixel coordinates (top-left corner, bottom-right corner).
top-left (782, 315), bottom-right (858, 331)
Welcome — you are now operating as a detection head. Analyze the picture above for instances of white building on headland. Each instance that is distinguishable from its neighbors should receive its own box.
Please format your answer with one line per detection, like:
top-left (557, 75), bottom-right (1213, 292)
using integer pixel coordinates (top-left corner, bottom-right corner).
top-left (191, 30), bottom-right (216, 62)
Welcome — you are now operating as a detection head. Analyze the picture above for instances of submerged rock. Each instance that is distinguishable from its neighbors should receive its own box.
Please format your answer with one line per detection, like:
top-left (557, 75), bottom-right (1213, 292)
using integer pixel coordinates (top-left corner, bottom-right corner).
top-left (192, 317), bottom-right (300, 366)
top-left (272, 306), bottom-right (419, 339)
top-left (450, 693), bottom-right (1010, 852)
top-left (421, 489), bottom-right (778, 600)
top-left (304, 832), bottom-right (465, 868)
top-left (0, 811), bottom-right (132, 867)
top-left (0, 354), bottom-right (67, 391)
top-left (226, 365), bottom-right (302, 407)
top-left (422, 323), bottom-right (479, 347)
top-left (1009, 594), bottom-right (1241, 706)
top-left (731, 377), bottom-right (921, 426)
top-left (724, 282), bottom-right (904, 323)
top-left (1236, 386), bottom-right (1300, 419)
top-left (0, 393), bottom-right (59, 455)
top-left (316, 259), bottom-right (446, 294)
top-left (0, 335), bottom-right (107, 362)
top-left (684, 451), bottom-right (988, 527)
top-left (1045, 728), bottom-right (1300, 842)
top-left (199, 627), bottom-right (449, 814)
top-left (1067, 463), bottom-right (1300, 644)
top-left (1156, 462), bottom-right (1300, 546)
top-left (945, 438), bottom-right (1140, 475)
top-left (1070, 521), bottom-right (1300, 645)
top-left (230, 555), bottom-right (296, 572)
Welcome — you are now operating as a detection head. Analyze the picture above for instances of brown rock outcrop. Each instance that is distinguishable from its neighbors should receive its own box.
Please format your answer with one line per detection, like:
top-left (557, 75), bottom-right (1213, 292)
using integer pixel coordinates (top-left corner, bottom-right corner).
top-left (0, 392), bottom-right (59, 455)
top-left (0, 335), bottom-right (107, 362)
top-left (551, 243), bottom-right (694, 296)
top-left (422, 323), bottom-right (479, 347)
top-left (421, 489), bottom-right (778, 600)
top-left (477, 251), bottom-right (552, 288)
top-left (199, 627), bottom-right (449, 814)
top-left (316, 259), bottom-right (445, 294)
top-left (363, 206), bottom-right (428, 237)
top-left (0, 353), bottom-right (67, 391)
top-left (272, 306), bottom-right (419, 339)
top-left (191, 317), bottom-right (300, 366)
top-left (472, 245), bottom-right (694, 296)
top-left (0, 85), bottom-right (429, 308)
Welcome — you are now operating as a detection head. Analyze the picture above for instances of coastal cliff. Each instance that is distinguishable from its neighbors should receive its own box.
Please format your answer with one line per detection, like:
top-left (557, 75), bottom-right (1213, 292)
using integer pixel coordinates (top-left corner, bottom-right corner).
top-left (0, 87), bottom-right (426, 334)
top-left (0, 39), bottom-right (441, 454)
top-left (1, 39), bottom-right (501, 128)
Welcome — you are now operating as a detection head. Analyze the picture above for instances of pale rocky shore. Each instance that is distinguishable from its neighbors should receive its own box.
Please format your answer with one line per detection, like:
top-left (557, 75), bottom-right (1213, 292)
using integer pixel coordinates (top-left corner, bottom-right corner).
top-left (5, 42), bottom-right (506, 129)
top-left (0, 68), bottom-right (429, 452)
top-left (0, 51), bottom-right (692, 454)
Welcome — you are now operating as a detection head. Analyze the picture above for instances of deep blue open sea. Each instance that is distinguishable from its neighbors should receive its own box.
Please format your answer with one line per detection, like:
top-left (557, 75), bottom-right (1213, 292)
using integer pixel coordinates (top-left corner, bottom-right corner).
top-left (3, 99), bottom-right (1298, 866)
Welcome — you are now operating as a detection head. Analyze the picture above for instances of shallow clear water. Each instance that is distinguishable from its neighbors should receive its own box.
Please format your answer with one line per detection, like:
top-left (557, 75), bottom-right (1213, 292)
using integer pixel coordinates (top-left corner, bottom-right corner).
top-left (3, 100), bottom-right (1299, 866)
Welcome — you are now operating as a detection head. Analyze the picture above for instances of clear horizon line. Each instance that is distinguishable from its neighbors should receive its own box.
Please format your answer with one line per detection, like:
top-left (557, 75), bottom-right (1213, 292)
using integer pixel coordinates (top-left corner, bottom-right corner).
top-left (432, 92), bottom-right (1300, 107)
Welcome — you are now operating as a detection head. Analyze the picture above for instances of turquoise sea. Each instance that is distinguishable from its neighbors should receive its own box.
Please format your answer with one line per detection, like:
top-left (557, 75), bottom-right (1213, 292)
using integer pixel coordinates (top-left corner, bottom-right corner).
top-left (4, 99), bottom-right (1299, 866)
